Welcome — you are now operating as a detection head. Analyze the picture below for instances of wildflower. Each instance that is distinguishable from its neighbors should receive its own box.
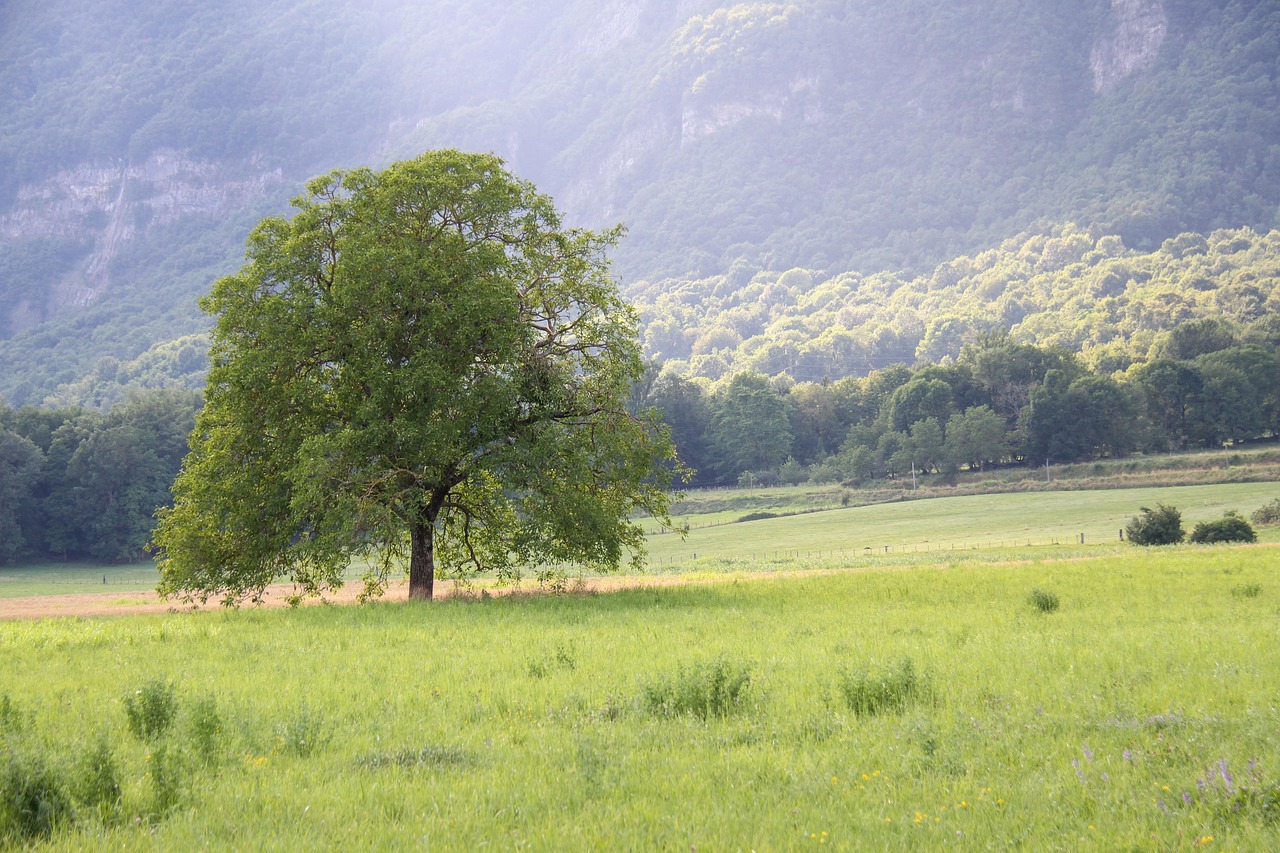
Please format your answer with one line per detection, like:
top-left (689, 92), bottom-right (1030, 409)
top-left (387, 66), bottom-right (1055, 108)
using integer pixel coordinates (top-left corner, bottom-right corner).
top-left (1217, 759), bottom-right (1235, 793)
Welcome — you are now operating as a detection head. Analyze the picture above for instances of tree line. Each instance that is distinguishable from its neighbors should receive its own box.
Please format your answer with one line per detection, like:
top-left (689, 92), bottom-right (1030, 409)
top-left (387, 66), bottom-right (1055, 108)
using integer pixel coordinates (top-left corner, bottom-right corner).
top-left (634, 320), bottom-right (1280, 487)
top-left (0, 389), bottom-right (199, 565)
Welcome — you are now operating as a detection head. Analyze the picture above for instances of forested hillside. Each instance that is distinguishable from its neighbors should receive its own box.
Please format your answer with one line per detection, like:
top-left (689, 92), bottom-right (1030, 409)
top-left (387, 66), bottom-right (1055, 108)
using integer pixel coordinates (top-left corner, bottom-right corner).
top-left (0, 0), bottom-right (1278, 405)
top-left (633, 225), bottom-right (1280, 384)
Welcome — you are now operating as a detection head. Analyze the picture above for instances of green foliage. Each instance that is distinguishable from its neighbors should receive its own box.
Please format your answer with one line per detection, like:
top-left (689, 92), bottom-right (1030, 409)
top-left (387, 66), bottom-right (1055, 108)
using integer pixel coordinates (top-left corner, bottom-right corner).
top-left (1231, 583), bottom-right (1262, 599)
top-left (736, 511), bottom-right (779, 523)
top-left (73, 738), bottom-right (122, 820)
top-left (1027, 588), bottom-right (1060, 614)
top-left (837, 658), bottom-right (930, 718)
top-left (1251, 498), bottom-right (1280, 526)
top-left (124, 680), bottom-right (178, 743)
top-left (641, 657), bottom-right (753, 719)
top-left (272, 706), bottom-right (330, 758)
top-left (184, 696), bottom-right (222, 767)
top-left (1126, 504), bottom-right (1185, 546)
top-left (1189, 511), bottom-right (1257, 544)
top-left (0, 747), bottom-right (72, 844)
top-left (153, 150), bottom-right (681, 603)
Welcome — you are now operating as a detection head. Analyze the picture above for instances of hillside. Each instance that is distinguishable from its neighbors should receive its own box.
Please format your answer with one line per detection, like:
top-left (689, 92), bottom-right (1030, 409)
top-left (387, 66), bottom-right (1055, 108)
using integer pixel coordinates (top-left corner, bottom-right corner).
top-left (1, 0), bottom-right (1278, 404)
top-left (632, 224), bottom-right (1280, 385)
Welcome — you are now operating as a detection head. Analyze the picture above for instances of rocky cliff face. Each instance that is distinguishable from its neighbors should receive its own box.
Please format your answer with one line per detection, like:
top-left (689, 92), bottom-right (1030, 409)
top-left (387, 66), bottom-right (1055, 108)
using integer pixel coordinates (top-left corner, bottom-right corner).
top-left (1090, 0), bottom-right (1168, 94)
top-left (0, 151), bottom-right (282, 332)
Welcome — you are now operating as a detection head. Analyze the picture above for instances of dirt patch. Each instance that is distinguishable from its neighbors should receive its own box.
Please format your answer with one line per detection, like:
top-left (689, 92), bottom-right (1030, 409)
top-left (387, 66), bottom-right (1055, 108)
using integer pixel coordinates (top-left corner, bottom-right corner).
top-left (0, 567), bottom-right (891, 621)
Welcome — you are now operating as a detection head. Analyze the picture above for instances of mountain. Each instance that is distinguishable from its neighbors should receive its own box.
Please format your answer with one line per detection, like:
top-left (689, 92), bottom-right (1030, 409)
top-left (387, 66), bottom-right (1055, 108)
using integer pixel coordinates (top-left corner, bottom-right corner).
top-left (0, 0), bottom-right (1277, 405)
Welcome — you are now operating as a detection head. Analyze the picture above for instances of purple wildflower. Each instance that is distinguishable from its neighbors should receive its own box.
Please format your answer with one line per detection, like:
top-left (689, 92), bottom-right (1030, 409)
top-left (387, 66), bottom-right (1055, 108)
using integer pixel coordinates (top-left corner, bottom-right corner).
top-left (1218, 758), bottom-right (1235, 793)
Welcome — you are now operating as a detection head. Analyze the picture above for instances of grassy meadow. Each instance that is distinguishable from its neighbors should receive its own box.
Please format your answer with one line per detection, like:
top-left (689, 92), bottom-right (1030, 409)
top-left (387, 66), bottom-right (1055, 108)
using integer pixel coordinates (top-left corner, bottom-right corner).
top-left (3, 540), bottom-right (1280, 849)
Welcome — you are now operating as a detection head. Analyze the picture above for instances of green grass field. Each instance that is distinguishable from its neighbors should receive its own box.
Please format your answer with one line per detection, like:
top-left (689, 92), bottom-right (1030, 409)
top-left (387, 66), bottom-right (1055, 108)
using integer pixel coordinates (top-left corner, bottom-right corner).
top-left (646, 481), bottom-right (1280, 566)
top-left (3, 544), bottom-right (1279, 849)
top-left (4, 481), bottom-right (1279, 597)
top-left (0, 563), bottom-right (161, 599)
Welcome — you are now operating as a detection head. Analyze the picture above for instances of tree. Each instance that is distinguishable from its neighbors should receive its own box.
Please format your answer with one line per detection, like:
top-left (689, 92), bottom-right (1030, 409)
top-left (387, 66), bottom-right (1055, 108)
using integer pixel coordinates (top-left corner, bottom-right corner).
top-left (944, 405), bottom-right (1009, 472)
top-left (1125, 504), bottom-right (1184, 546)
top-left (153, 151), bottom-right (680, 603)
top-left (706, 373), bottom-right (794, 480)
top-left (0, 430), bottom-right (43, 564)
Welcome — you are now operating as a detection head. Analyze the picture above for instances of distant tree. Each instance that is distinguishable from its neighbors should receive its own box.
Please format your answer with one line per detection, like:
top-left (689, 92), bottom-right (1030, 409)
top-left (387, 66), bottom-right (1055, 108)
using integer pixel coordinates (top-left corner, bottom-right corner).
top-left (1129, 359), bottom-right (1203, 450)
top-left (1125, 504), bottom-right (1185, 546)
top-left (960, 331), bottom-right (1077, 426)
top-left (42, 390), bottom-right (199, 562)
top-left (1020, 370), bottom-right (1135, 464)
top-left (788, 381), bottom-right (848, 464)
top-left (884, 377), bottom-right (954, 433)
top-left (643, 373), bottom-right (712, 481)
top-left (0, 430), bottom-right (43, 564)
top-left (1149, 317), bottom-right (1238, 361)
top-left (153, 151), bottom-right (680, 603)
top-left (944, 405), bottom-right (1009, 471)
top-left (707, 373), bottom-right (794, 480)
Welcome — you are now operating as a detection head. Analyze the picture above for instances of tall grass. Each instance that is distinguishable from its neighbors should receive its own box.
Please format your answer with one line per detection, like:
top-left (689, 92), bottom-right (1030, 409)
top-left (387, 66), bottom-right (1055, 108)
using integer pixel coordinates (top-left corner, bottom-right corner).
top-left (1, 545), bottom-right (1277, 848)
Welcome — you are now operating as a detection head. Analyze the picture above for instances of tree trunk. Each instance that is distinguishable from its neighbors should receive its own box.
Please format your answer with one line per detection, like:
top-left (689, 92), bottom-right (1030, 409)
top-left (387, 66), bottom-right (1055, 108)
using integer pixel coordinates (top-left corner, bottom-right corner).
top-left (408, 520), bottom-right (435, 600)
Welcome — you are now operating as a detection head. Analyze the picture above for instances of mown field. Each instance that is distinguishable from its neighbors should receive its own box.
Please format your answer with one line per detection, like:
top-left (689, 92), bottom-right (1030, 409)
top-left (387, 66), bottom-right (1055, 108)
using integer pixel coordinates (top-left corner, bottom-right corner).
top-left (3, 536), bottom-right (1279, 848)
top-left (5, 480), bottom-right (1278, 601)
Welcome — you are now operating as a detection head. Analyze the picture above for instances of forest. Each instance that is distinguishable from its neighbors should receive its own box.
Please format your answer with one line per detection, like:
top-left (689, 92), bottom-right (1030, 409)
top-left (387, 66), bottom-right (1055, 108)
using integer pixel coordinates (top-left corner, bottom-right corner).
top-left (635, 319), bottom-right (1280, 488)
top-left (0, 389), bottom-right (198, 565)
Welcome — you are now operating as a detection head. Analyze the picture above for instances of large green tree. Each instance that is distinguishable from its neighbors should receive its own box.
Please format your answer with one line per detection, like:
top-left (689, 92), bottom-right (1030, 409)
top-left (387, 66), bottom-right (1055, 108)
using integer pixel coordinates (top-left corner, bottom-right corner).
top-left (153, 150), bottom-right (680, 603)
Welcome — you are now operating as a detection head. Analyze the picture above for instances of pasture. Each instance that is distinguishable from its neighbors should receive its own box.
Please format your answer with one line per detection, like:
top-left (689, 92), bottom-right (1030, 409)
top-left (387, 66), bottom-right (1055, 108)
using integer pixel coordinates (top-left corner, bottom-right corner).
top-left (3, 541), bottom-right (1279, 849)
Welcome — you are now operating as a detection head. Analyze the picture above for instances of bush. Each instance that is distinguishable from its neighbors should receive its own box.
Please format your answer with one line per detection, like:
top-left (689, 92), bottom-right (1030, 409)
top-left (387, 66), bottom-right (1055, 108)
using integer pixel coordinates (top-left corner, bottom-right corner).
top-left (1126, 503), bottom-right (1184, 546)
top-left (1251, 499), bottom-right (1280, 526)
top-left (641, 658), bottom-right (752, 719)
top-left (1189, 511), bottom-right (1257, 544)
top-left (737, 511), bottom-right (778, 523)
top-left (1027, 588), bottom-right (1060, 613)
top-left (73, 737), bottom-right (121, 819)
top-left (0, 749), bottom-right (72, 843)
top-left (124, 680), bottom-right (178, 742)
top-left (838, 658), bottom-right (931, 718)
top-left (184, 695), bottom-right (223, 767)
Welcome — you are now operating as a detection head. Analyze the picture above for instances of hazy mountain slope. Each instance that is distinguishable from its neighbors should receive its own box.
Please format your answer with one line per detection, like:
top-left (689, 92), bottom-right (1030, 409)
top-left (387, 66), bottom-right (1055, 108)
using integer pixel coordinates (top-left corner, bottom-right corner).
top-left (0, 0), bottom-right (1277, 405)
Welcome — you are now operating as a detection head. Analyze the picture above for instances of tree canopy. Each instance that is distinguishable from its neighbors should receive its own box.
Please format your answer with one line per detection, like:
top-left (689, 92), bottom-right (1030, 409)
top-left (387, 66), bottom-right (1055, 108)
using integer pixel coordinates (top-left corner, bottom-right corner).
top-left (152, 150), bottom-right (681, 603)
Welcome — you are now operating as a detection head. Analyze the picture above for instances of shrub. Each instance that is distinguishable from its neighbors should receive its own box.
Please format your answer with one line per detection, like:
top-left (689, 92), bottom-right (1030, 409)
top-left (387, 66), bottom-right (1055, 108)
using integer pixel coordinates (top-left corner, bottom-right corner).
top-left (1027, 588), bottom-right (1060, 613)
top-left (273, 705), bottom-right (330, 757)
top-left (737, 511), bottom-right (778, 523)
top-left (838, 658), bottom-right (931, 718)
top-left (0, 749), bottom-right (72, 843)
top-left (1189, 511), bottom-right (1257, 544)
top-left (184, 695), bottom-right (223, 767)
top-left (147, 743), bottom-right (184, 815)
top-left (125, 680), bottom-right (178, 743)
top-left (1126, 503), bottom-right (1184, 546)
top-left (1250, 498), bottom-right (1280, 526)
top-left (73, 738), bottom-right (121, 820)
top-left (641, 658), bottom-right (752, 719)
